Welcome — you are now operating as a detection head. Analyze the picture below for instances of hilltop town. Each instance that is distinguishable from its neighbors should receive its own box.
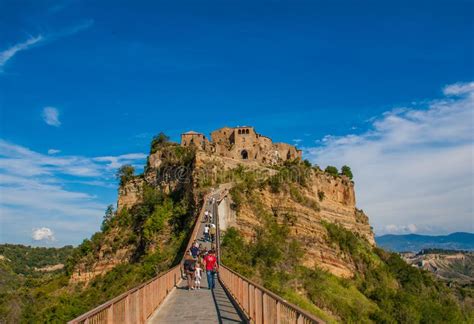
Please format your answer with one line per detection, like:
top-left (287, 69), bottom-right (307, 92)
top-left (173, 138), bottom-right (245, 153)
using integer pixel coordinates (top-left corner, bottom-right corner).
top-left (181, 126), bottom-right (302, 164)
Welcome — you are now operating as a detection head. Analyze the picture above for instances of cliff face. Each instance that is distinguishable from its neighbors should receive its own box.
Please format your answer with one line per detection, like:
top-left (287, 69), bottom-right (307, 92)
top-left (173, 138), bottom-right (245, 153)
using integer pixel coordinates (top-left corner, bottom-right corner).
top-left (189, 147), bottom-right (375, 278)
top-left (75, 136), bottom-right (374, 283)
top-left (70, 143), bottom-right (197, 284)
top-left (220, 168), bottom-right (374, 278)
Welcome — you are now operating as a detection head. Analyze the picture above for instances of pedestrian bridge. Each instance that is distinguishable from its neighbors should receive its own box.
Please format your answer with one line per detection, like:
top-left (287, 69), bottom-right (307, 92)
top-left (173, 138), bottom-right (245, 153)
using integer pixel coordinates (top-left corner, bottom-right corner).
top-left (69, 190), bottom-right (324, 324)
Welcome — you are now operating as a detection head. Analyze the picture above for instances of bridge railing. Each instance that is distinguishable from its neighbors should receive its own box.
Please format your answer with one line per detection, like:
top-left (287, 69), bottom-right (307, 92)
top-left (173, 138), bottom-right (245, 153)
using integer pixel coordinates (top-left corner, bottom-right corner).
top-left (68, 191), bottom-right (215, 324)
top-left (215, 190), bottom-right (324, 324)
top-left (219, 265), bottom-right (325, 324)
top-left (68, 265), bottom-right (180, 324)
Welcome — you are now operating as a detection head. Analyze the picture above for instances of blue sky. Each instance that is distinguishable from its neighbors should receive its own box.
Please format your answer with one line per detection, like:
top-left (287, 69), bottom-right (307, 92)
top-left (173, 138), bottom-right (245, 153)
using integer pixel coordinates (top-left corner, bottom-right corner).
top-left (0, 0), bottom-right (473, 246)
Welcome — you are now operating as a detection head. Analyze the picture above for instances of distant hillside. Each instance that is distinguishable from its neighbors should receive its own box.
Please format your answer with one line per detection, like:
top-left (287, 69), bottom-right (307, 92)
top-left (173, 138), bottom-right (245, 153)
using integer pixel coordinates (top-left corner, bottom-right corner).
top-left (0, 244), bottom-right (74, 276)
top-left (400, 250), bottom-right (474, 284)
top-left (376, 232), bottom-right (474, 252)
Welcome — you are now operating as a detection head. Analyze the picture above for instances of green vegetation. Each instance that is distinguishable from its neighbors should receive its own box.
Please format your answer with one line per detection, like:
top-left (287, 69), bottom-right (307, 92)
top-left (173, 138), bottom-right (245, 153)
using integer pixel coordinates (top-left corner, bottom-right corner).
top-left (226, 161), bottom-right (320, 215)
top-left (221, 190), bottom-right (472, 323)
top-left (116, 164), bottom-right (135, 186)
top-left (324, 165), bottom-right (339, 177)
top-left (341, 165), bottom-right (353, 180)
top-left (317, 190), bottom-right (325, 201)
top-left (0, 244), bottom-right (73, 276)
top-left (0, 245), bottom-right (75, 323)
top-left (150, 132), bottom-right (170, 154)
top-left (0, 137), bottom-right (199, 323)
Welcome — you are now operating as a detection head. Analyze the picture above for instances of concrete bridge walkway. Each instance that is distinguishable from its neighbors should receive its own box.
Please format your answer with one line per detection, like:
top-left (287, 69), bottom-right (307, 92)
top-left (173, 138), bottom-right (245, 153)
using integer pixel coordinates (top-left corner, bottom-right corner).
top-left (147, 194), bottom-right (245, 324)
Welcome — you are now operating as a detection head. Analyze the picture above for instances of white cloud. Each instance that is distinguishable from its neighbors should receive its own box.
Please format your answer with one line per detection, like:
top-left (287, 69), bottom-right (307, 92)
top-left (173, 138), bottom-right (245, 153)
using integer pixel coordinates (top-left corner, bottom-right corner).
top-left (93, 153), bottom-right (147, 170)
top-left (32, 227), bottom-right (55, 241)
top-left (384, 224), bottom-right (418, 234)
top-left (305, 81), bottom-right (474, 236)
top-left (0, 140), bottom-right (147, 245)
top-left (42, 107), bottom-right (61, 127)
top-left (48, 149), bottom-right (61, 155)
top-left (0, 35), bottom-right (43, 68)
top-left (443, 81), bottom-right (474, 96)
top-left (0, 20), bottom-right (93, 73)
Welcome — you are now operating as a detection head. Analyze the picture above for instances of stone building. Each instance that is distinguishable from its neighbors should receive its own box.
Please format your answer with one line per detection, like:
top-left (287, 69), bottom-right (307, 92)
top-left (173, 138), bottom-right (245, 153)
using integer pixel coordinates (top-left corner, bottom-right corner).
top-left (180, 126), bottom-right (302, 164)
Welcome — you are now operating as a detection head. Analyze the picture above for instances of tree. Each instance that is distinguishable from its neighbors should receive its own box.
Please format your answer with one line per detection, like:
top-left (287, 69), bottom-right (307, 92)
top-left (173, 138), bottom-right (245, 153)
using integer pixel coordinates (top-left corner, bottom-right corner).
top-left (341, 165), bottom-right (353, 180)
top-left (116, 164), bottom-right (135, 186)
top-left (324, 165), bottom-right (339, 177)
top-left (101, 205), bottom-right (115, 231)
top-left (150, 132), bottom-right (170, 154)
top-left (303, 159), bottom-right (312, 168)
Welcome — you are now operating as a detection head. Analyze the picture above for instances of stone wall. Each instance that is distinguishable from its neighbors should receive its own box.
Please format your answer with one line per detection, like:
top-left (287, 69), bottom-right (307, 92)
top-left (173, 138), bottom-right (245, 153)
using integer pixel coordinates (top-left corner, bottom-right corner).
top-left (182, 126), bottom-right (302, 165)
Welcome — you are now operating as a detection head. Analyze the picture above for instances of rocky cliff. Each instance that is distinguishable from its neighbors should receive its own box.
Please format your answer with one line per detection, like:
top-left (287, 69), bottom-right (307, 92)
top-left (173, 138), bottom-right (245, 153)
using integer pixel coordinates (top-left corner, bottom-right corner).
top-left (73, 133), bottom-right (374, 283)
top-left (70, 142), bottom-right (197, 284)
top-left (211, 158), bottom-right (374, 278)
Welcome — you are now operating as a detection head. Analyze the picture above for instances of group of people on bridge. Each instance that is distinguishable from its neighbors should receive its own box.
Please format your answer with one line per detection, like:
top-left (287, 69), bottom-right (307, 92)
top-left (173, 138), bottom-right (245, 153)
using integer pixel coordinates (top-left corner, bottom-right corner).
top-left (183, 197), bottom-right (219, 291)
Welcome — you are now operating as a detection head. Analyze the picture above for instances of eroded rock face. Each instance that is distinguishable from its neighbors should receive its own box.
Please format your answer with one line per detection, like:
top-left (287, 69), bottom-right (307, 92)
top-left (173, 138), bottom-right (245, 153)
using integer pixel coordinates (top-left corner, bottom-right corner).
top-left (111, 135), bottom-right (375, 282)
top-left (70, 248), bottom-right (131, 284)
top-left (117, 177), bottom-right (144, 211)
top-left (220, 170), bottom-right (374, 278)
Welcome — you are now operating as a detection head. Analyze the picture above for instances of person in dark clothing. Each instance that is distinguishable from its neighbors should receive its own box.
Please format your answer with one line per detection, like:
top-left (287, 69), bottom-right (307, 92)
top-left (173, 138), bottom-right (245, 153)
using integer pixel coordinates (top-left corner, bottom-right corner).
top-left (190, 245), bottom-right (199, 259)
top-left (183, 255), bottom-right (196, 290)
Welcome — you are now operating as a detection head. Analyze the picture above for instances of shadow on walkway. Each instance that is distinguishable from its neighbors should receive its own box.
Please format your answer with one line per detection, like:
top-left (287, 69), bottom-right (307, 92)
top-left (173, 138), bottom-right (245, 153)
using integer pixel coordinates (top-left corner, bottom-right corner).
top-left (211, 281), bottom-right (247, 324)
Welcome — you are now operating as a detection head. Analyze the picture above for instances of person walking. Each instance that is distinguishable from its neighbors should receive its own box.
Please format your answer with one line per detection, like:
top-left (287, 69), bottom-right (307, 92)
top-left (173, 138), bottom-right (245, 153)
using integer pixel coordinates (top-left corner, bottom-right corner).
top-left (203, 249), bottom-right (218, 290)
top-left (190, 244), bottom-right (199, 259)
top-left (209, 223), bottom-right (216, 243)
top-left (194, 262), bottom-right (203, 290)
top-left (203, 224), bottom-right (210, 242)
top-left (204, 210), bottom-right (209, 222)
top-left (183, 255), bottom-right (196, 290)
top-left (208, 212), bottom-right (213, 224)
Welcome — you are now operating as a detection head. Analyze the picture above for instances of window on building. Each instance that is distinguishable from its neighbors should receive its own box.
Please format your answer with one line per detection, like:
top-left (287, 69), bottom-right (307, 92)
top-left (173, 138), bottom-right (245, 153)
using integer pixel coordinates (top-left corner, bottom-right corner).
top-left (246, 129), bottom-right (250, 134)
top-left (241, 150), bottom-right (248, 159)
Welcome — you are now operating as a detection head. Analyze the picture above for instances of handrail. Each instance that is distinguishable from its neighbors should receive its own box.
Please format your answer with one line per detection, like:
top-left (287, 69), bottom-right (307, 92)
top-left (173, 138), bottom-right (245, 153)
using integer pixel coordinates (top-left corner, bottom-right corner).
top-left (219, 265), bottom-right (325, 324)
top-left (68, 266), bottom-right (181, 324)
top-left (215, 190), bottom-right (325, 324)
top-left (68, 192), bottom-right (214, 324)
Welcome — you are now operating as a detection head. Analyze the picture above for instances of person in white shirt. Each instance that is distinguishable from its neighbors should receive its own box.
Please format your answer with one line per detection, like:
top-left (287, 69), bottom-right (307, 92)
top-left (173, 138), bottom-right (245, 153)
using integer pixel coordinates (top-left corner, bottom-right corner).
top-left (204, 224), bottom-right (210, 242)
top-left (194, 262), bottom-right (203, 290)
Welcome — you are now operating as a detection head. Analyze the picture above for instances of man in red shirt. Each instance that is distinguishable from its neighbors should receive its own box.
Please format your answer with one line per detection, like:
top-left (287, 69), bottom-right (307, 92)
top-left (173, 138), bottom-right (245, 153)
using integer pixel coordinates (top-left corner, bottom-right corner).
top-left (203, 249), bottom-right (218, 289)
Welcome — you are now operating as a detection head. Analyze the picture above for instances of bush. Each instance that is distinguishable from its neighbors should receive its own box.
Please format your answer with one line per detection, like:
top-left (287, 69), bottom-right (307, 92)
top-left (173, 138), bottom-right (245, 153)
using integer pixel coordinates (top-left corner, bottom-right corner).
top-left (101, 205), bottom-right (115, 232)
top-left (150, 132), bottom-right (170, 154)
top-left (116, 164), bottom-right (135, 186)
top-left (324, 165), bottom-right (339, 177)
top-left (143, 198), bottom-right (174, 242)
top-left (318, 190), bottom-right (325, 201)
top-left (341, 165), bottom-right (353, 180)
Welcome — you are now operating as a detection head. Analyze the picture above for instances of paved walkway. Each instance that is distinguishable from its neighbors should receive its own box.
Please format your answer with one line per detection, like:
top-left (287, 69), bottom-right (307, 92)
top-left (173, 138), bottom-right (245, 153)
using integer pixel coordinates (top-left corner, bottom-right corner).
top-left (147, 194), bottom-right (245, 324)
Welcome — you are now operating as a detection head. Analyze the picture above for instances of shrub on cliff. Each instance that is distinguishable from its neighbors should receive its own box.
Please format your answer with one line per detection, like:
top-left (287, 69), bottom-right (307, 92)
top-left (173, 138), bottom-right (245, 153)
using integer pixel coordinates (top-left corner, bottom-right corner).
top-left (116, 164), bottom-right (135, 186)
top-left (150, 132), bottom-right (170, 154)
top-left (341, 165), bottom-right (353, 180)
top-left (324, 165), bottom-right (339, 177)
